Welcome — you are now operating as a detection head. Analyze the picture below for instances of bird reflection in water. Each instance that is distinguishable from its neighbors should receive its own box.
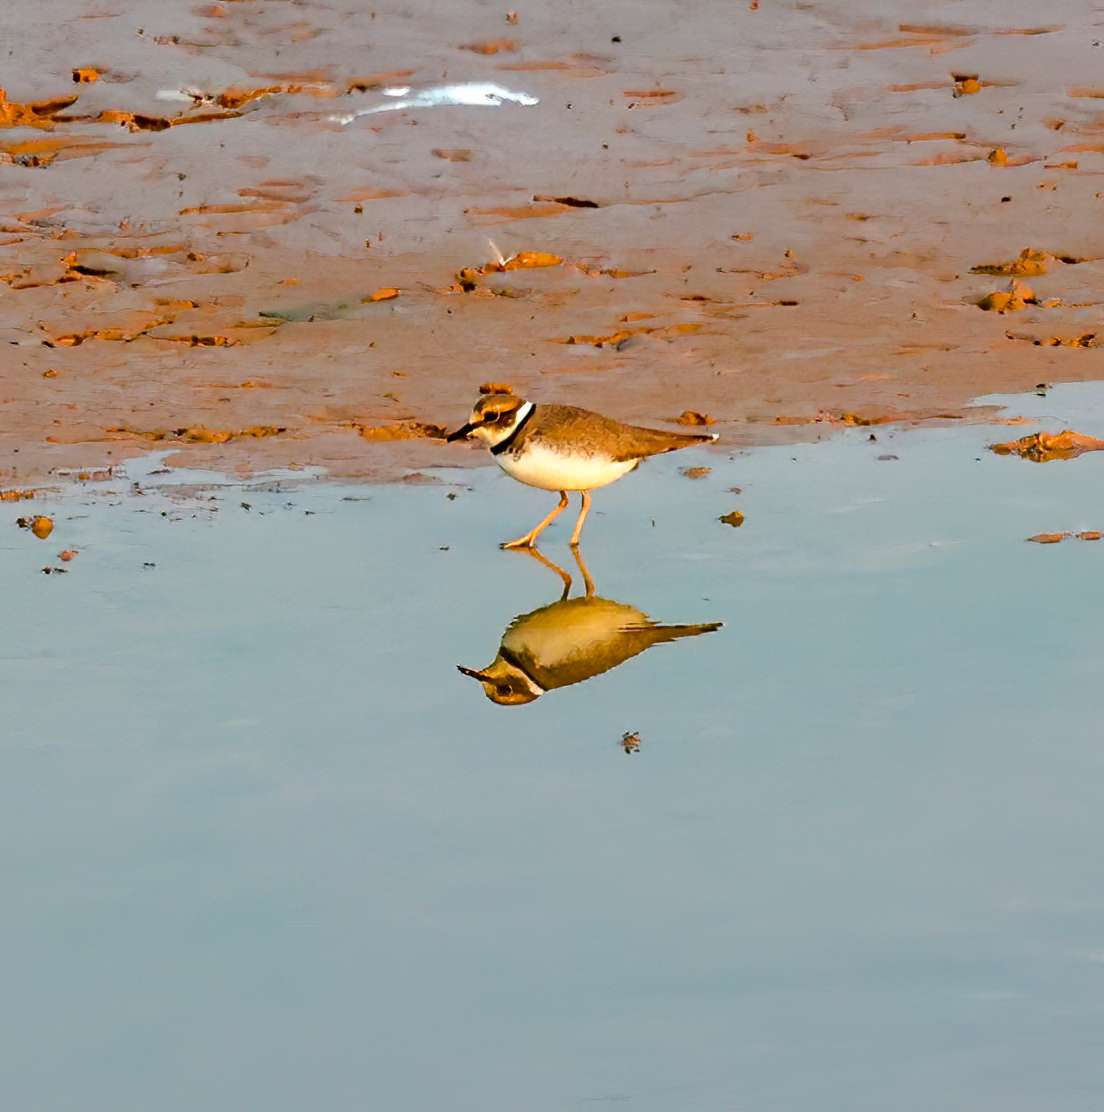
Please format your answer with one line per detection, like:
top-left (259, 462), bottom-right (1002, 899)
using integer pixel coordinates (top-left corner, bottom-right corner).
top-left (457, 547), bottom-right (722, 705)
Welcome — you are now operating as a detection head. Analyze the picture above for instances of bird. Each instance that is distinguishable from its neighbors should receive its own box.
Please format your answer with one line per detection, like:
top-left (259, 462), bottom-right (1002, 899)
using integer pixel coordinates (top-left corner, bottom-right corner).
top-left (446, 393), bottom-right (718, 547)
top-left (458, 547), bottom-right (722, 705)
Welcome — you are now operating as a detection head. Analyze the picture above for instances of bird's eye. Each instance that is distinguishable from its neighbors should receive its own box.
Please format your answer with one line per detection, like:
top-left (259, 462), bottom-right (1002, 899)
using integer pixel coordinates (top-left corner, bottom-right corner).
top-left (484, 412), bottom-right (498, 423)
top-left (496, 683), bottom-right (511, 696)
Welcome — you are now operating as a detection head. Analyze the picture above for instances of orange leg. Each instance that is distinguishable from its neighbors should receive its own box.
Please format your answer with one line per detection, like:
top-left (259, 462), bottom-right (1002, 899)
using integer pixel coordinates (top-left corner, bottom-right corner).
top-left (570, 543), bottom-right (596, 598)
top-left (569, 490), bottom-right (592, 547)
top-left (514, 545), bottom-right (573, 599)
top-left (501, 490), bottom-right (569, 549)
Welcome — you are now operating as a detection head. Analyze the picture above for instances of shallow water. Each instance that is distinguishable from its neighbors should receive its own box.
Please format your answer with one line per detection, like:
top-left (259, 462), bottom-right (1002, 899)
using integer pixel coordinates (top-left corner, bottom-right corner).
top-left (4, 386), bottom-right (1104, 1111)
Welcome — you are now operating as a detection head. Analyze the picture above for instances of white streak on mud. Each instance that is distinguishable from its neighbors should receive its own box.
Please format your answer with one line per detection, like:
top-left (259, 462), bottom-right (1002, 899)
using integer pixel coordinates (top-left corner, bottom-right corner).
top-left (329, 82), bottom-right (539, 125)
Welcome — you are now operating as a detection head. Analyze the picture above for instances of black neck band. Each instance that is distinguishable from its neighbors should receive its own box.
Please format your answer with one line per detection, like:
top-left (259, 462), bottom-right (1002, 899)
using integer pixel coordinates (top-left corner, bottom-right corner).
top-left (498, 645), bottom-right (546, 691)
top-left (490, 404), bottom-right (536, 456)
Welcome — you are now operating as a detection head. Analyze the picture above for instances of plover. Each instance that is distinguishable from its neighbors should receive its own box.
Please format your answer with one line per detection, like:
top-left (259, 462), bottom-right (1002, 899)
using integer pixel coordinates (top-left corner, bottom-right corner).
top-left (446, 393), bottom-right (718, 547)
top-left (458, 547), bottom-right (722, 704)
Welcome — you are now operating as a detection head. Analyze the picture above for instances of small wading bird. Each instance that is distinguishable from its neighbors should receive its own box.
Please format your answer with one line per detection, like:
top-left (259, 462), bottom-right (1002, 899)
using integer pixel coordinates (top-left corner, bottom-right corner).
top-left (446, 393), bottom-right (718, 547)
top-left (458, 547), bottom-right (722, 705)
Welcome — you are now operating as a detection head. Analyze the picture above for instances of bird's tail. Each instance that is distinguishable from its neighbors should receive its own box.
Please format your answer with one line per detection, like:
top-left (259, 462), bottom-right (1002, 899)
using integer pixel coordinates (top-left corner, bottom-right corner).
top-left (622, 426), bottom-right (719, 458)
top-left (630, 620), bottom-right (723, 645)
top-left (661, 620), bottom-right (723, 637)
top-left (660, 429), bottom-right (719, 449)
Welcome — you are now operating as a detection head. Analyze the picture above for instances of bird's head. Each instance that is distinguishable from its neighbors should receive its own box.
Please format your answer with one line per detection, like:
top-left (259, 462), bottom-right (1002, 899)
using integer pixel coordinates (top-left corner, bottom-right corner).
top-left (446, 393), bottom-right (529, 448)
top-left (457, 656), bottom-right (543, 705)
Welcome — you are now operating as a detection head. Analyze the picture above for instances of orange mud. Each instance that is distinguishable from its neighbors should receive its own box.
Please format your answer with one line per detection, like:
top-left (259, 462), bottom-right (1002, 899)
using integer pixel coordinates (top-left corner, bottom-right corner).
top-left (4, 2), bottom-right (1104, 484)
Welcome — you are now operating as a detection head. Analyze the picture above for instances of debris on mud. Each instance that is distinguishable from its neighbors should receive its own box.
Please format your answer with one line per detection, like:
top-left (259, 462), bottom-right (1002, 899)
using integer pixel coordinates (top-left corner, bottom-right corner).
top-left (561, 322), bottom-right (702, 347)
top-left (451, 248), bottom-right (562, 293)
top-left (621, 731), bottom-right (641, 754)
top-left (773, 411), bottom-right (898, 427)
top-left (498, 250), bottom-right (563, 271)
top-left (990, 430), bottom-right (1104, 462)
top-left (460, 38), bottom-right (518, 54)
top-left (719, 510), bottom-right (745, 528)
top-left (1027, 531), bottom-right (1102, 544)
top-left (0, 87), bottom-right (79, 129)
top-left (16, 515), bottom-right (55, 539)
top-left (532, 194), bottom-right (600, 208)
top-left (1005, 331), bottom-right (1097, 348)
top-left (971, 249), bottom-right (1050, 277)
top-left (977, 279), bottom-right (1040, 313)
top-left (353, 420), bottom-right (447, 441)
top-left (106, 425), bottom-right (287, 444)
top-left (676, 410), bottom-right (715, 426)
top-left (952, 74), bottom-right (982, 97)
top-left (563, 329), bottom-right (634, 348)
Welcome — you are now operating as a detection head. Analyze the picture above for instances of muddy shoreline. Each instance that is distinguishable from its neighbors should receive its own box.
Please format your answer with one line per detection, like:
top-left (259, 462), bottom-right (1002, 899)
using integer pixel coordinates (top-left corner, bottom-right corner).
top-left (4, 1), bottom-right (1104, 487)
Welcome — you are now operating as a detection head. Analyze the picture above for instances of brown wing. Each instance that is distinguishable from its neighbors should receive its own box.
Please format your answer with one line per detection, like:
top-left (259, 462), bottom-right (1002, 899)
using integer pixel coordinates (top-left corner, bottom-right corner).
top-left (611, 424), bottom-right (717, 461)
top-left (529, 404), bottom-right (716, 462)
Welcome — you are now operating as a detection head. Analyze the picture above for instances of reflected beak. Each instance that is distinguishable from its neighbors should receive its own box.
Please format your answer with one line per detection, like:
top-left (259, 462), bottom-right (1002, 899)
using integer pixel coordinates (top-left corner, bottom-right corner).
top-left (446, 422), bottom-right (477, 443)
top-left (457, 665), bottom-right (491, 683)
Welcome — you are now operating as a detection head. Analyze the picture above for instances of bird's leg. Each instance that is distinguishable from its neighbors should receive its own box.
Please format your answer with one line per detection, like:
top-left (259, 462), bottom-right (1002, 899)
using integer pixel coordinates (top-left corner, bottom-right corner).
top-left (570, 544), bottom-right (596, 598)
top-left (516, 545), bottom-right (573, 600)
top-left (500, 490), bottom-right (569, 550)
top-left (569, 490), bottom-right (592, 547)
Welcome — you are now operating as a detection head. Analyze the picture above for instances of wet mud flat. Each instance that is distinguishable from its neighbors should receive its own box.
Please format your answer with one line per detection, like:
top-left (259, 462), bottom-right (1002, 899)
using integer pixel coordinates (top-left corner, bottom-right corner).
top-left (7, 2), bottom-right (1104, 485)
top-left (4, 385), bottom-right (1104, 1111)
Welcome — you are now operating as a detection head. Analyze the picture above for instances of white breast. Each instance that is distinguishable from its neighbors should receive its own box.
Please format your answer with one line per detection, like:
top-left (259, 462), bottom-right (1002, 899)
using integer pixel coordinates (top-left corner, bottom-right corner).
top-left (497, 443), bottom-right (638, 491)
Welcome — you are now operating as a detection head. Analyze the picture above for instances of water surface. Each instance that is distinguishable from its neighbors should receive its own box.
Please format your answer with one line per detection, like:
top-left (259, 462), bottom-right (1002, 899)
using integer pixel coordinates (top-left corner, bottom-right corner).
top-left (4, 386), bottom-right (1104, 1111)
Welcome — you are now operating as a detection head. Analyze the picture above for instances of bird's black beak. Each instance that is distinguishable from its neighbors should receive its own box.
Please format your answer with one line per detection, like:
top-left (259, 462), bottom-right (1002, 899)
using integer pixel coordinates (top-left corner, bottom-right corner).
top-left (457, 664), bottom-right (491, 682)
top-left (446, 422), bottom-right (477, 443)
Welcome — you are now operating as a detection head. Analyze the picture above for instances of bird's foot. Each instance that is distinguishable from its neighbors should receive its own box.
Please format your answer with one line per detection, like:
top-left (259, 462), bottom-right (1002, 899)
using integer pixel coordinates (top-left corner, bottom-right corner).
top-left (500, 534), bottom-right (536, 550)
